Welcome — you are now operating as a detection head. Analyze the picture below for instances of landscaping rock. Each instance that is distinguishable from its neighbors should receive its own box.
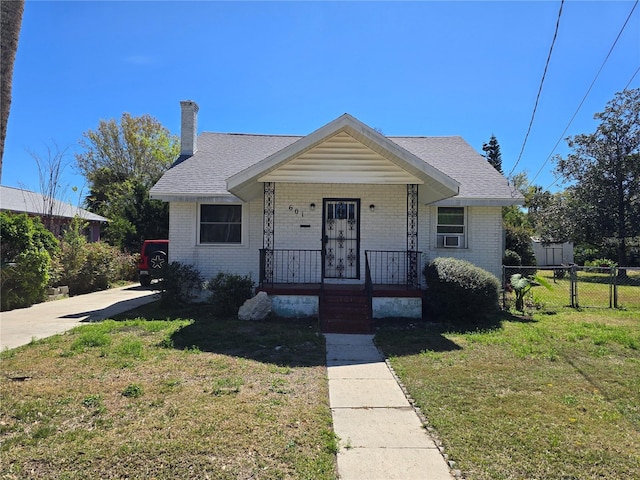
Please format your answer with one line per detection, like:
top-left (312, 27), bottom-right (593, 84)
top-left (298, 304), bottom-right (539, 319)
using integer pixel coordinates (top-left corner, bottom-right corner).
top-left (238, 291), bottom-right (271, 321)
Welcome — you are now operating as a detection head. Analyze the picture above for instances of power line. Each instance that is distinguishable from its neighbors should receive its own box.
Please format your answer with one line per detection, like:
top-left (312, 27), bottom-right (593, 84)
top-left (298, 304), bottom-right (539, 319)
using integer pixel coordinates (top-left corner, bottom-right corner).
top-left (543, 63), bottom-right (640, 192)
top-left (531, 0), bottom-right (639, 185)
top-left (624, 64), bottom-right (640, 90)
top-left (508, 0), bottom-right (565, 177)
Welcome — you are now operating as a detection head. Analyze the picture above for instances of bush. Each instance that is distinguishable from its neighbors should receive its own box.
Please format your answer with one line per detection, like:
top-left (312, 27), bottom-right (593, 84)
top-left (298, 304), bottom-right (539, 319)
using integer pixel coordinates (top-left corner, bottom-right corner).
top-left (0, 212), bottom-right (59, 311)
top-left (423, 257), bottom-right (500, 323)
top-left (58, 241), bottom-right (124, 295)
top-left (584, 258), bottom-right (617, 273)
top-left (207, 272), bottom-right (254, 317)
top-left (505, 224), bottom-right (536, 266)
top-left (153, 262), bottom-right (203, 307)
top-left (1, 249), bottom-right (52, 311)
top-left (114, 250), bottom-right (138, 282)
top-left (503, 249), bottom-right (522, 266)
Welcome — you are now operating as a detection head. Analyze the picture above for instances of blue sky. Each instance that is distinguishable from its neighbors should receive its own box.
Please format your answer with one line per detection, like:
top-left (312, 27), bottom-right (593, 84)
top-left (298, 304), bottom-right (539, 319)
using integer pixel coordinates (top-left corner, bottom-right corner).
top-left (3, 1), bottom-right (638, 205)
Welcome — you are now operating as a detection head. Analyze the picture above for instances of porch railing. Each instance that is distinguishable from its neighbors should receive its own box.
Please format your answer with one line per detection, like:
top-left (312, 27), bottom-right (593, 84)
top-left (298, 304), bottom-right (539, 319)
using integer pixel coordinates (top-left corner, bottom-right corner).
top-left (259, 249), bottom-right (322, 287)
top-left (259, 249), bottom-right (422, 289)
top-left (365, 250), bottom-right (422, 289)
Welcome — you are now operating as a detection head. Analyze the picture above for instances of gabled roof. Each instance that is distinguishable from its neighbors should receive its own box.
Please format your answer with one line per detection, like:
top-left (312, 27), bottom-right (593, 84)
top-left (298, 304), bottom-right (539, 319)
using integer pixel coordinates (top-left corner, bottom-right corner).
top-left (0, 186), bottom-right (108, 222)
top-left (226, 114), bottom-right (459, 203)
top-left (150, 113), bottom-right (522, 206)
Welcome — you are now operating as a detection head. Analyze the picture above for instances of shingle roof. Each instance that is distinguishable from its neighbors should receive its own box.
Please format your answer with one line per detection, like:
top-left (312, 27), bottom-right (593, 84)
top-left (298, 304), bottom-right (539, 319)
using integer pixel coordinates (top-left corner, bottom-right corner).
top-left (150, 119), bottom-right (521, 206)
top-left (151, 133), bottom-right (300, 199)
top-left (0, 186), bottom-right (109, 222)
top-left (390, 136), bottom-right (517, 202)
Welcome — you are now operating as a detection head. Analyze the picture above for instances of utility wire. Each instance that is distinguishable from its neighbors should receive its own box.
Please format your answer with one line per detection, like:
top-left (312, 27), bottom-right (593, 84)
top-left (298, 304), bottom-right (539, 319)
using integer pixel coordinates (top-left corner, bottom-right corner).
top-left (508, 0), bottom-right (565, 177)
top-left (531, 0), bottom-right (639, 185)
top-left (624, 64), bottom-right (640, 90)
top-left (544, 61), bottom-right (640, 192)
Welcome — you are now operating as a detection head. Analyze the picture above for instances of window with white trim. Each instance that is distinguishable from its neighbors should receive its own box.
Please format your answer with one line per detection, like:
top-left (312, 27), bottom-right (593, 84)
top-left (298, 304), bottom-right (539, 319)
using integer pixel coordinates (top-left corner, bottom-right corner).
top-left (437, 207), bottom-right (466, 248)
top-left (199, 204), bottom-right (242, 244)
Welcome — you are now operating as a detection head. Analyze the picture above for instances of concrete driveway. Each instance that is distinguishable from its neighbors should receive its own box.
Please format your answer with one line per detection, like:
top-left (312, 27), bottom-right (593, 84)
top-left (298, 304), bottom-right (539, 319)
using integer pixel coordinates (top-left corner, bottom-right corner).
top-left (0, 284), bottom-right (159, 350)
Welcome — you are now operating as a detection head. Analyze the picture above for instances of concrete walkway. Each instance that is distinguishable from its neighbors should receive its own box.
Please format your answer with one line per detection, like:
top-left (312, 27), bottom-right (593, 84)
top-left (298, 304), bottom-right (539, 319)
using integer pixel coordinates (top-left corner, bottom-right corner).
top-left (325, 334), bottom-right (454, 480)
top-left (0, 284), bottom-right (158, 350)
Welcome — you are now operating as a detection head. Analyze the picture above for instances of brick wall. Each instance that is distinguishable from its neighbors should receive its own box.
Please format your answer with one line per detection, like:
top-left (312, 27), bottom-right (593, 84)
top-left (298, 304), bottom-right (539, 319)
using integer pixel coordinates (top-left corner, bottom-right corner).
top-left (420, 205), bottom-right (503, 279)
top-left (168, 187), bottom-right (504, 283)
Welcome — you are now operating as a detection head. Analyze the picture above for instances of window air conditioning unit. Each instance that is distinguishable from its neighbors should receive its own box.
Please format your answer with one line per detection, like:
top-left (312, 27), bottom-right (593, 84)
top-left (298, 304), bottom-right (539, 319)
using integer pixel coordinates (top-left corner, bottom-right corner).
top-left (443, 235), bottom-right (461, 248)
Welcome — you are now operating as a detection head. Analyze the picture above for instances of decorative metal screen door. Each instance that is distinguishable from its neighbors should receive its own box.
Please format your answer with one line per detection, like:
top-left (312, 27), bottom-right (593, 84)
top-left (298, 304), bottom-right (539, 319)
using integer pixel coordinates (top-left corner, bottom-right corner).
top-left (322, 199), bottom-right (360, 279)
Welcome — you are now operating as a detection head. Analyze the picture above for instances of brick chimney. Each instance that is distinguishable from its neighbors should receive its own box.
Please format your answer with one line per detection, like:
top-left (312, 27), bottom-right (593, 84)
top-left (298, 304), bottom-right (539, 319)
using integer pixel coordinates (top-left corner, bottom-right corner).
top-left (180, 100), bottom-right (199, 156)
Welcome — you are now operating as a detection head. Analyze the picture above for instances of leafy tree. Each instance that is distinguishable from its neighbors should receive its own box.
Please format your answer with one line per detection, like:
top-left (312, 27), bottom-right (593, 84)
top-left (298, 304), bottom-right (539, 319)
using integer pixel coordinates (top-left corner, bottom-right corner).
top-left (76, 113), bottom-right (178, 251)
top-left (482, 134), bottom-right (503, 174)
top-left (555, 88), bottom-right (640, 266)
top-left (502, 172), bottom-right (531, 229)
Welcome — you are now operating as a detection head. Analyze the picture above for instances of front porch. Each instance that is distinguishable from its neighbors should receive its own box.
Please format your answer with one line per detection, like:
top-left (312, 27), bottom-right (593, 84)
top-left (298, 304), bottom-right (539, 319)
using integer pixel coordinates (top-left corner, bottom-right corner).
top-left (257, 249), bottom-right (424, 333)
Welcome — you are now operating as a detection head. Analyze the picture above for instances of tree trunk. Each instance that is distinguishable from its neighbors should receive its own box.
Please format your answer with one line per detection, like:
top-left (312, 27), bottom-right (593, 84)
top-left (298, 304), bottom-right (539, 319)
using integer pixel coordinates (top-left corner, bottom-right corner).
top-left (0, 0), bottom-right (25, 179)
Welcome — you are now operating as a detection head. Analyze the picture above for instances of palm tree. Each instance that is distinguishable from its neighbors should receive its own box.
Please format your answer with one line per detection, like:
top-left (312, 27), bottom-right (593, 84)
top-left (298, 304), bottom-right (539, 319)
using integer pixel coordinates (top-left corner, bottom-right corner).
top-left (0, 0), bottom-right (25, 180)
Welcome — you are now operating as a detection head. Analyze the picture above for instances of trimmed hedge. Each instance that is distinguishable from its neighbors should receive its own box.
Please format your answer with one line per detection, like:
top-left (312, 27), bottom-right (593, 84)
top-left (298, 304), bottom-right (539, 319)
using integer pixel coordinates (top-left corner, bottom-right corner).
top-left (423, 257), bottom-right (500, 323)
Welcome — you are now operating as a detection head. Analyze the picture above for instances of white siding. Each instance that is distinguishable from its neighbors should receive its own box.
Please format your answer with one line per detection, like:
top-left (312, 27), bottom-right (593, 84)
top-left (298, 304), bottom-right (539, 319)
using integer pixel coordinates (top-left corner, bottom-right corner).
top-left (259, 132), bottom-right (423, 185)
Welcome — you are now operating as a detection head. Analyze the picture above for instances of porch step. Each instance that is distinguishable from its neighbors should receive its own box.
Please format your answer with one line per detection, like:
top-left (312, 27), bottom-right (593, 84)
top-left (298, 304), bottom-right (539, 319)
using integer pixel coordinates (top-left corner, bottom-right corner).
top-left (320, 290), bottom-right (372, 334)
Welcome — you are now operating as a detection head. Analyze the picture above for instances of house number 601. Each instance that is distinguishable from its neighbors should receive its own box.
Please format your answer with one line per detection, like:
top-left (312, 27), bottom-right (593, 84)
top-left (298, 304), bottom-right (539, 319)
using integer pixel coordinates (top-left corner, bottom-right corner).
top-left (288, 204), bottom-right (304, 217)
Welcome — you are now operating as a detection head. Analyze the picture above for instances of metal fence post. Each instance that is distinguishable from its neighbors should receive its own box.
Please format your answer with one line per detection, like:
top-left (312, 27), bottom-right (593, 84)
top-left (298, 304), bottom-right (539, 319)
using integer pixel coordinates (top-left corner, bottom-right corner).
top-left (570, 264), bottom-right (578, 308)
top-left (502, 265), bottom-right (506, 310)
top-left (612, 267), bottom-right (618, 309)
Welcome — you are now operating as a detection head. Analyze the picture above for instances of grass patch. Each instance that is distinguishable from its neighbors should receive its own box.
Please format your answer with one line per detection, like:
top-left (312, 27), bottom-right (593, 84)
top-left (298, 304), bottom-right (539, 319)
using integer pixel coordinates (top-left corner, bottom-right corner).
top-left (0, 304), bottom-right (335, 479)
top-left (376, 308), bottom-right (640, 479)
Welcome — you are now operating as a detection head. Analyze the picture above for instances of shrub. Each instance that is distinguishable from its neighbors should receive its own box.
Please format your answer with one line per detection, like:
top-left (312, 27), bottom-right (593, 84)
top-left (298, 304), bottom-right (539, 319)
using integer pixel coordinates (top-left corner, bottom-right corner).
top-left (1, 249), bottom-right (52, 311)
top-left (0, 212), bottom-right (59, 311)
top-left (505, 224), bottom-right (536, 266)
top-left (153, 261), bottom-right (203, 307)
top-left (584, 258), bottom-right (617, 273)
top-left (58, 241), bottom-right (123, 294)
top-left (423, 257), bottom-right (500, 323)
top-left (503, 249), bottom-right (522, 266)
top-left (114, 250), bottom-right (138, 282)
top-left (207, 272), bottom-right (254, 317)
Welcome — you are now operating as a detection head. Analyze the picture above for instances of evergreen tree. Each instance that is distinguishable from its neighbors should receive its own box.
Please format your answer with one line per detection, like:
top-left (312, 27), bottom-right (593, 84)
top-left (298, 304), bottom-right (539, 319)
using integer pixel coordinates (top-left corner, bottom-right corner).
top-left (482, 134), bottom-right (503, 174)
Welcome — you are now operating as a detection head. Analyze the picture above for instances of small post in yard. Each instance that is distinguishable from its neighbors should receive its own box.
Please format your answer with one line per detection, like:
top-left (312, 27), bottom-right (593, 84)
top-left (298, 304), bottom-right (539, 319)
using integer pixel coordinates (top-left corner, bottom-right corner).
top-left (612, 267), bottom-right (618, 309)
top-left (570, 264), bottom-right (578, 308)
top-left (502, 265), bottom-right (506, 309)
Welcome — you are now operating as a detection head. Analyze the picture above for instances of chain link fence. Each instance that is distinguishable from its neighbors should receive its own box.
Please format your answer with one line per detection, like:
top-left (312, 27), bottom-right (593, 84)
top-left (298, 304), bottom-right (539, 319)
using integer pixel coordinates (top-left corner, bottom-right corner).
top-left (503, 265), bottom-right (640, 311)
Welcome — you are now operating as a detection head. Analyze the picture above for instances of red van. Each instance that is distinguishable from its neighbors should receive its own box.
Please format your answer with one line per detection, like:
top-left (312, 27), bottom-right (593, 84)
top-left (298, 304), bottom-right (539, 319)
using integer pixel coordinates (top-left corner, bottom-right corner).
top-left (138, 240), bottom-right (169, 286)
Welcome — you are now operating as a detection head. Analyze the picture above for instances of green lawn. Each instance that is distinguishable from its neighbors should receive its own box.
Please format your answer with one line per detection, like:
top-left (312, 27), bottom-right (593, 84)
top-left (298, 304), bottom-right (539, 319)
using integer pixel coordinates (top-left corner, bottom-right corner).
top-left (517, 268), bottom-right (640, 311)
top-left (375, 308), bottom-right (640, 479)
top-left (0, 304), bottom-right (337, 480)
top-left (3, 291), bottom-right (639, 480)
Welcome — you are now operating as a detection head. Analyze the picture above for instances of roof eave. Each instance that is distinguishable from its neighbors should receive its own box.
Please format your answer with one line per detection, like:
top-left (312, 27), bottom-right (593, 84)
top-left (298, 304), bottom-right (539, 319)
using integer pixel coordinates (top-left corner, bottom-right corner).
top-left (226, 113), bottom-right (460, 202)
top-left (434, 196), bottom-right (524, 207)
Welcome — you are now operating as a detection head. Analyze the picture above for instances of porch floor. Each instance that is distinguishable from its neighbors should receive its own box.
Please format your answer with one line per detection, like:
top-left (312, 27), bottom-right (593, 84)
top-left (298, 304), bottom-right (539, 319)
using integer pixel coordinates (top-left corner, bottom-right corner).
top-left (258, 283), bottom-right (423, 298)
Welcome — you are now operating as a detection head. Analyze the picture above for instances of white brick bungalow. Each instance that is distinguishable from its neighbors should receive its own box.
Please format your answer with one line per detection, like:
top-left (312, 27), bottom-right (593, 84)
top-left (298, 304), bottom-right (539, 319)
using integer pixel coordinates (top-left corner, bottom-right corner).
top-left (150, 101), bottom-right (522, 332)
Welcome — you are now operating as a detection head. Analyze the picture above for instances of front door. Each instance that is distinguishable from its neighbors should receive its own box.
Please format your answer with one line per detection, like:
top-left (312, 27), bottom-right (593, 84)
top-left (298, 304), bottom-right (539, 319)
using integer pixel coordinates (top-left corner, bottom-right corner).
top-left (322, 199), bottom-right (360, 279)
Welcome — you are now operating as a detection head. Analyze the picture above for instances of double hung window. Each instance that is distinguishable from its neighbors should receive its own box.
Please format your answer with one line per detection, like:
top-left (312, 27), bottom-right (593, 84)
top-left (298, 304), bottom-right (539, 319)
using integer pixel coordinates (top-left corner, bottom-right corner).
top-left (437, 207), bottom-right (466, 248)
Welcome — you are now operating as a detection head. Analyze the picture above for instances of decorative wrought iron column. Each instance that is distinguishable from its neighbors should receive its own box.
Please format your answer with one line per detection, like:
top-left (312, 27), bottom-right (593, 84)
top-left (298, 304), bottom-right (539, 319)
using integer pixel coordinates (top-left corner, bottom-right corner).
top-left (407, 184), bottom-right (419, 287)
top-left (263, 182), bottom-right (275, 283)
